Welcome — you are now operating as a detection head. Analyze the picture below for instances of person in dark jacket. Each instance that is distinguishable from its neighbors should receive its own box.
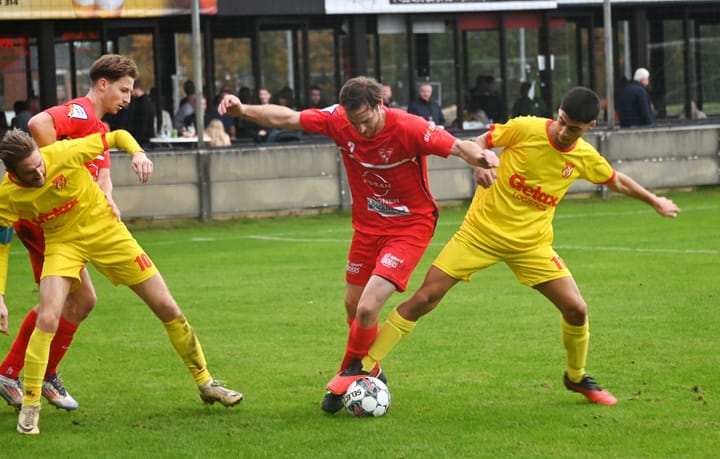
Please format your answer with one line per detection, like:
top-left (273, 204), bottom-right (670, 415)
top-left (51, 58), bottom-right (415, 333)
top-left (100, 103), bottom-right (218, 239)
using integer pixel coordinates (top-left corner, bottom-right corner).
top-left (407, 82), bottom-right (445, 126)
top-left (617, 68), bottom-right (655, 127)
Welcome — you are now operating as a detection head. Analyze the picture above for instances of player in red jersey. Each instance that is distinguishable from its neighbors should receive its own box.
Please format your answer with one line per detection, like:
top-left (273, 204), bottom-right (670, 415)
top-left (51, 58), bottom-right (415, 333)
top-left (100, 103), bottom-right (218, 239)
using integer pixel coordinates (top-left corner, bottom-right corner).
top-left (350, 87), bottom-right (681, 407)
top-left (0, 54), bottom-right (139, 411)
top-left (218, 76), bottom-right (499, 413)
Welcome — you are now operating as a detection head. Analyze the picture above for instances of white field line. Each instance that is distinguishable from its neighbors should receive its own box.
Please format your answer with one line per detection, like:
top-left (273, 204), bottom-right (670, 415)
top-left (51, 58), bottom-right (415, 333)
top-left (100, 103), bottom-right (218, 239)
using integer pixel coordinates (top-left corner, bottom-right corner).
top-left (8, 205), bottom-right (718, 255)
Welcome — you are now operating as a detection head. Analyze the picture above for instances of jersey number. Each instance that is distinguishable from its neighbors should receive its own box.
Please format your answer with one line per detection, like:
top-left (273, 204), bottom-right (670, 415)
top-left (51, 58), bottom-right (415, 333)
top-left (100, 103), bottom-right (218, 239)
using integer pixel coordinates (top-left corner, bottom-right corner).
top-left (550, 256), bottom-right (566, 271)
top-left (134, 254), bottom-right (153, 271)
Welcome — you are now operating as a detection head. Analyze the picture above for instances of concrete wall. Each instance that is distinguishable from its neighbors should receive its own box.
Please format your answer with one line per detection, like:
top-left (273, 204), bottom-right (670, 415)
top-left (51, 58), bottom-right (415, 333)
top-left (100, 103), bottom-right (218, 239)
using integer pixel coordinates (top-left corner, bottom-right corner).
top-left (110, 125), bottom-right (720, 221)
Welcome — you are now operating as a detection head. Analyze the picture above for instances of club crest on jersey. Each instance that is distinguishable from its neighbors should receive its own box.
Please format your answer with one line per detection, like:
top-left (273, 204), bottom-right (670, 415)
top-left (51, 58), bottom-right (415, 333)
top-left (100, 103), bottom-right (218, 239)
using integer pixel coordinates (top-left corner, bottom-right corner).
top-left (346, 141), bottom-right (356, 154)
top-left (67, 103), bottom-right (89, 120)
top-left (378, 148), bottom-right (393, 163)
top-left (562, 162), bottom-right (575, 178)
top-left (52, 174), bottom-right (67, 190)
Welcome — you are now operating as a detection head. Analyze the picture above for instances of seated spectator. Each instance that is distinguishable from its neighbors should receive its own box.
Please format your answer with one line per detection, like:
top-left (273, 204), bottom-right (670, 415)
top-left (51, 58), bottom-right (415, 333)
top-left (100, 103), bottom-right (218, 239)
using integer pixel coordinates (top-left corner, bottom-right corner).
top-left (174, 79), bottom-right (196, 130)
top-left (182, 95), bottom-right (208, 137)
top-left (407, 82), bottom-right (445, 126)
top-left (205, 118), bottom-right (231, 147)
top-left (382, 82), bottom-right (397, 108)
top-left (307, 86), bottom-right (328, 109)
top-left (12, 96), bottom-right (41, 133)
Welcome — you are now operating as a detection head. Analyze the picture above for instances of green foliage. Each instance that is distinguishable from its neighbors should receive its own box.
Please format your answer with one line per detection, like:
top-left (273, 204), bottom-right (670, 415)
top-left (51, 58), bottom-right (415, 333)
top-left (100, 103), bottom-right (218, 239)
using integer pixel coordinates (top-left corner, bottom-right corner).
top-left (2, 187), bottom-right (719, 458)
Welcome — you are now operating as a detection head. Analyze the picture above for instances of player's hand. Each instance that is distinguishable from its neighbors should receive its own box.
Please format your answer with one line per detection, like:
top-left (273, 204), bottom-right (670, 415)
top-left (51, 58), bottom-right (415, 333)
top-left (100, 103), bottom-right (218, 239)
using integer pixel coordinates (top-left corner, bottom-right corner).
top-left (131, 152), bottom-right (154, 184)
top-left (474, 167), bottom-right (497, 188)
top-left (475, 149), bottom-right (500, 169)
top-left (654, 196), bottom-right (681, 218)
top-left (107, 196), bottom-right (122, 221)
top-left (218, 94), bottom-right (243, 118)
top-left (0, 297), bottom-right (9, 335)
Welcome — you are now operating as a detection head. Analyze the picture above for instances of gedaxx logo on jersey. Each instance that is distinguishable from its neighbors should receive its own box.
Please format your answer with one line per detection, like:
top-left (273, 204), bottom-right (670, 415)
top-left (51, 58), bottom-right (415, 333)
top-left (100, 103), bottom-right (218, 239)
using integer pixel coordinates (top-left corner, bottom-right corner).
top-left (562, 161), bottom-right (575, 178)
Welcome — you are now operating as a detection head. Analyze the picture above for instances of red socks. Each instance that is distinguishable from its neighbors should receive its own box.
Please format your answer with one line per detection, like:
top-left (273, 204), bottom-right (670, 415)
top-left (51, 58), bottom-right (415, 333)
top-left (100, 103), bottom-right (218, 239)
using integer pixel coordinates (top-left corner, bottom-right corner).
top-left (45, 316), bottom-right (78, 378)
top-left (0, 310), bottom-right (78, 380)
top-left (338, 319), bottom-right (378, 371)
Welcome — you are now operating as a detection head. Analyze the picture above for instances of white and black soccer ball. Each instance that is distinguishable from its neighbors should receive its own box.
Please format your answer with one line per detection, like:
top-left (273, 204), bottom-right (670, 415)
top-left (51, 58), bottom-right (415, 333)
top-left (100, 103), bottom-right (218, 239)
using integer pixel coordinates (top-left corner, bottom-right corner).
top-left (342, 376), bottom-right (391, 417)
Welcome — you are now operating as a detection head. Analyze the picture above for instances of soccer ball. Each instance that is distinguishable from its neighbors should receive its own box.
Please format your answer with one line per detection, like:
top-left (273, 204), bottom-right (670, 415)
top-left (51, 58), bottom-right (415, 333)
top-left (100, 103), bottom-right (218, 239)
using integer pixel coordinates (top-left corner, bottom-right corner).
top-left (342, 376), bottom-right (391, 417)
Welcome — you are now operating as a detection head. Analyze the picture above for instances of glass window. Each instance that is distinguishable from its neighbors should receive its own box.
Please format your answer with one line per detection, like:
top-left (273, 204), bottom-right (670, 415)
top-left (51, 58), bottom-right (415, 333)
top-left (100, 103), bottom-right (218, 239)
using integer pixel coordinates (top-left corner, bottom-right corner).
top-left (307, 29), bottom-right (336, 106)
top-left (117, 34), bottom-right (155, 90)
top-left (378, 32), bottom-right (408, 108)
top-left (213, 36), bottom-right (252, 96)
top-left (697, 22), bottom-right (720, 116)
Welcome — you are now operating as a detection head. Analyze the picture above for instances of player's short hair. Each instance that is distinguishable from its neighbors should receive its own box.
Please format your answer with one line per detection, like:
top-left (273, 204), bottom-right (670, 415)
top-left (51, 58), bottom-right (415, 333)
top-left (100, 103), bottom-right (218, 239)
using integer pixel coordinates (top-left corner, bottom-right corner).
top-left (89, 54), bottom-right (139, 84)
top-left (560, 86), bottom-right (601, 123)
top-left (0, 128), bottom-right (37, 174)
top-left (339, 76), bottom-right (383, 111)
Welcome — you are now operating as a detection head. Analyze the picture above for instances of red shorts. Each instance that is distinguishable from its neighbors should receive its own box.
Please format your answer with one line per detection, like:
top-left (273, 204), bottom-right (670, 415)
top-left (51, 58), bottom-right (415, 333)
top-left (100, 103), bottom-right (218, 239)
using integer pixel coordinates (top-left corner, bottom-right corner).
top-left (13, 219), bottom-right (45, 284)
top-left (345, 230), bottom-right (433, 292)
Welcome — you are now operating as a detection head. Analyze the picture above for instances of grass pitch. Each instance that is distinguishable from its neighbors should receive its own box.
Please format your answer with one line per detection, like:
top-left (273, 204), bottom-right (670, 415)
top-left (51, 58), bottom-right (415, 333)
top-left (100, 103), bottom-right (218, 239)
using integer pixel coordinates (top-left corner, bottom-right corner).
top-left (3, 186), bottom-right (719, 458)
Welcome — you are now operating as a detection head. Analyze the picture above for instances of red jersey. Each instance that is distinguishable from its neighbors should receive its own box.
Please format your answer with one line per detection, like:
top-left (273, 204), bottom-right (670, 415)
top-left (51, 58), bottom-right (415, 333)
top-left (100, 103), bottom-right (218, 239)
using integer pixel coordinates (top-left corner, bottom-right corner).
top-left (45, 96), bottom-right (111, 180)
top-left (300, 105), bottom-right (456, 236)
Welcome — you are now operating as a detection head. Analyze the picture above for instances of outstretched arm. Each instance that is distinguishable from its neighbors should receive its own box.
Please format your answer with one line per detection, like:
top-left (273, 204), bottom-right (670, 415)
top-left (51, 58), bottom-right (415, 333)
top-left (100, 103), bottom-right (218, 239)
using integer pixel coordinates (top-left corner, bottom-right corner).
top-left (448, 138), bottom-right (499, 169)
top-left (106, 130), bottom-right (154, 184)
top-left (607, 171), bottom-right (680, 218)
top-left (218, 94), bottom-right (303, 131)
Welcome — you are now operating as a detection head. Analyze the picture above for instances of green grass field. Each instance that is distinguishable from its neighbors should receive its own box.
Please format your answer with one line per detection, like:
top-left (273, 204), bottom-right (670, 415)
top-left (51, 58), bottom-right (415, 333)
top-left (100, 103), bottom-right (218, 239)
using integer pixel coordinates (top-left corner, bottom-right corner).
top-left (3, 186), bottom-right (719, 458)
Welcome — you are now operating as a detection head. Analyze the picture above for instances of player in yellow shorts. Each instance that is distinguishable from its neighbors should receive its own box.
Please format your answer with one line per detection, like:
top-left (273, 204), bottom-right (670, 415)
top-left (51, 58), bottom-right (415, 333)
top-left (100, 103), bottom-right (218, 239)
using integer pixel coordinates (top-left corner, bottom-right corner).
top-left (347, 87), bottom-right (681, 407)
top-left (0, 129), bottom-right (243, 435)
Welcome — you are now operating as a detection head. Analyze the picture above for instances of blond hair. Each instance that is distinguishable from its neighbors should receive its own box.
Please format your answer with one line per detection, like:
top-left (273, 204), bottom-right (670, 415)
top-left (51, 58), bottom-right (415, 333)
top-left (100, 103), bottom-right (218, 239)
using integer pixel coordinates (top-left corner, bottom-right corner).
top-left (206, 119), bottom-right (231, 147)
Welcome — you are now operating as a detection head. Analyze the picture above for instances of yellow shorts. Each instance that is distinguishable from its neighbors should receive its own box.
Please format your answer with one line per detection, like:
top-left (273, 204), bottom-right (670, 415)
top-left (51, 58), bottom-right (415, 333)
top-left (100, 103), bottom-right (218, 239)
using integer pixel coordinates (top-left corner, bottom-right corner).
top-left (42, 221), bottom-right (158, 286)
top-left (433, 225), bottom-right (571, 287)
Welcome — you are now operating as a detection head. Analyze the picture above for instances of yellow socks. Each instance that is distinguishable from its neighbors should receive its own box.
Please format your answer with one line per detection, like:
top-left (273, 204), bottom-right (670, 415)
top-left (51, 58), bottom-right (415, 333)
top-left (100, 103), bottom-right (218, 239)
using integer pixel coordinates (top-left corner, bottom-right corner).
top-left (24, 328), bottom-right (54, 406)
top-left (163, 315), bottom-right (211, 387)
top-left (562, 318), bottom-right (589, 383)
top-left (362, 308), bottom-right (417, 371)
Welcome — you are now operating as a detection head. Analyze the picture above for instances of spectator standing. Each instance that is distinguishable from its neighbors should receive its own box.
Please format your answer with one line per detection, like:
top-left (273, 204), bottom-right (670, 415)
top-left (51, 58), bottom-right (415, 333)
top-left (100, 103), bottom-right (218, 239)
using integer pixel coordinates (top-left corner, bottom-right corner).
top-left (511, 82), bottom-right (545, 118)
top-left (127, 80), bottom-right (156, 147)
top-left (407, 82), bottom-right (445, 126)
top-left (617, 68), bottom-right (655, 127)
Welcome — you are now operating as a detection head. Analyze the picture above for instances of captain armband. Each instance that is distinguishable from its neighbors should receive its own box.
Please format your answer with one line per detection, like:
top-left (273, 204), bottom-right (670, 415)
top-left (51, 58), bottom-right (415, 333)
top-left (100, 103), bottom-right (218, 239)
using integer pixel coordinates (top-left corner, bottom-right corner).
top-left (0, 226), bottom-right (13, 245)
